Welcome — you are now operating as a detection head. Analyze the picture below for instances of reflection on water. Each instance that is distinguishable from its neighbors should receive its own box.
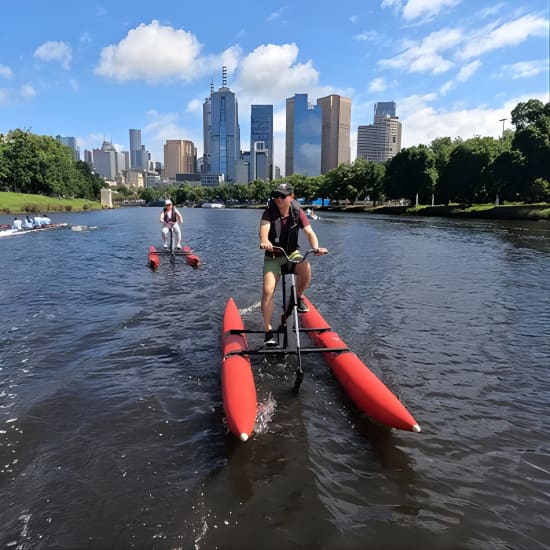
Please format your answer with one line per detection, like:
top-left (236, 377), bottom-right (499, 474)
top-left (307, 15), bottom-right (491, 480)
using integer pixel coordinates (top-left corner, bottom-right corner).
top-left (0, 208), bottom-right (549, 549)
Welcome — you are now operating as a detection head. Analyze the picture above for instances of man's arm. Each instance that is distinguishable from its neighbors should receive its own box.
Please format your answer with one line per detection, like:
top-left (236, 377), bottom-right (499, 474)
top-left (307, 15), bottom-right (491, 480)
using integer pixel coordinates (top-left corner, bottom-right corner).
top-left (259, 220), bottom-right (272, 250)
top-left (302, 225), bottom-right (328, 255)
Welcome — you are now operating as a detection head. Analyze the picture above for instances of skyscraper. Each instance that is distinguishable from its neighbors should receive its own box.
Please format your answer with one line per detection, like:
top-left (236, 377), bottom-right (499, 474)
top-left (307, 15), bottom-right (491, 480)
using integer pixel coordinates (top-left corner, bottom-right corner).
top-left (163, 140), bottom-right (197, 179)
top-left (285, 93), bottom-right (322, 177)
top-left (56, 135), bottom-right (80, 161)
top-left (317, 94), bottom-right (351, 174)
top-left (374, 101), bottom-right (396, 119)
top-left (250, 105), bottom-right (273, 181)
top-left (357, 101), bottom-right (402, 163)
top-left (206, 67), bottom-right (240, 182)
top-left (129, 129), bottom-right (149, 170)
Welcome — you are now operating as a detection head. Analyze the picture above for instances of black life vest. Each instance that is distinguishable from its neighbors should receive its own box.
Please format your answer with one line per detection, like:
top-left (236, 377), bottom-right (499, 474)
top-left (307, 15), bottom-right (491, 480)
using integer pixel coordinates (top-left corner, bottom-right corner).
top-left (163, 207), bottom-right (177, 223)
top-left (267, 199), bottom-right (301, 253)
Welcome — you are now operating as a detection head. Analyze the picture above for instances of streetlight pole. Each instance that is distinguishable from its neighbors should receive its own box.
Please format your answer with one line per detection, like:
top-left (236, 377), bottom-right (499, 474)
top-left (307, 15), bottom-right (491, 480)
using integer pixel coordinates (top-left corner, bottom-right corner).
top-left (499, 118), bottom-right (507, 139)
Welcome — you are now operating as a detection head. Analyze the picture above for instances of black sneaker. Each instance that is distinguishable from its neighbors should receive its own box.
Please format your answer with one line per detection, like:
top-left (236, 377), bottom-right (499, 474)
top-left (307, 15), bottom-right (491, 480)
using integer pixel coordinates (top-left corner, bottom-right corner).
top-left (264, 330), bottom-right (276, 346)
top-left (297, 297), bottom-right (309, 313)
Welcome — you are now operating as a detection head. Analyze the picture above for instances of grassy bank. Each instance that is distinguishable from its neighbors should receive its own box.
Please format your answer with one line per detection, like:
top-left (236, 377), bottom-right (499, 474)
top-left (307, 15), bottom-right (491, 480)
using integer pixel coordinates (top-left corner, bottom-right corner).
top-left (0, 192), bottom-right (102, 214)
top-left (324, 203), bottom-right (550, 221)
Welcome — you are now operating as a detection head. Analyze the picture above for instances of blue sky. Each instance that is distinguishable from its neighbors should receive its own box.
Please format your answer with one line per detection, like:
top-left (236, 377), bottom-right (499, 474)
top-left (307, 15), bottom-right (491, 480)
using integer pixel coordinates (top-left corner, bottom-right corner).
top-left (1, 0), bottom-right (548, 175)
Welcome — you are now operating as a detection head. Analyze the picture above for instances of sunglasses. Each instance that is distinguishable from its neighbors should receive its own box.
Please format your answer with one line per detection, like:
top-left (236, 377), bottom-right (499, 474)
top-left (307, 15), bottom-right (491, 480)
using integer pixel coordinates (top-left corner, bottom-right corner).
top-left (272, 192), bottom-right (288, 199)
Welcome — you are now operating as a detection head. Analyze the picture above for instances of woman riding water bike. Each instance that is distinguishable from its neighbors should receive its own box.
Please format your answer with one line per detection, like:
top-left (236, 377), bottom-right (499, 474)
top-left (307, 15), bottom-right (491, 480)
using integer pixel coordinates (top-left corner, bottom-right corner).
top-left (259, 182), bottom-right (328, 346)
top-left (160, 199), bottom-right (183, 250)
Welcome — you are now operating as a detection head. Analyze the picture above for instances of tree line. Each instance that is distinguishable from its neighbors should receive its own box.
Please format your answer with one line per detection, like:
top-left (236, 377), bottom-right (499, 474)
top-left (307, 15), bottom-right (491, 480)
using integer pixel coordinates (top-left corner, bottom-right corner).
top-left (0, 129), bottom-right (106, 200)
top-left (1, 99), bottom-right (548, 207)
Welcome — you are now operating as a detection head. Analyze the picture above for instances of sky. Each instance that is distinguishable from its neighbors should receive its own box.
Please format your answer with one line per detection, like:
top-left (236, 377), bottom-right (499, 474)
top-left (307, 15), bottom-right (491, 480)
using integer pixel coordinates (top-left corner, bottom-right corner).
top-left (1, 0), bottom-right (548, 176)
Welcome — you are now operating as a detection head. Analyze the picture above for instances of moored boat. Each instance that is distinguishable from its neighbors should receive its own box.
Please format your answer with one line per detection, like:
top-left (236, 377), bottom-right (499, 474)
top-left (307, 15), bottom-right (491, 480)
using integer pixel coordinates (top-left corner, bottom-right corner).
top-left (221, 298), bottom-right (257, 441)
top-left (300, 296), bottom-right (420, 432)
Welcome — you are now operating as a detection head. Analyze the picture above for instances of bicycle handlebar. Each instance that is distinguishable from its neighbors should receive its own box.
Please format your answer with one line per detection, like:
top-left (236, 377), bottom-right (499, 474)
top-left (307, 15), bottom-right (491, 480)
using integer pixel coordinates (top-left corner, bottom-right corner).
top-left (270, 246), bottom-right (325, 263)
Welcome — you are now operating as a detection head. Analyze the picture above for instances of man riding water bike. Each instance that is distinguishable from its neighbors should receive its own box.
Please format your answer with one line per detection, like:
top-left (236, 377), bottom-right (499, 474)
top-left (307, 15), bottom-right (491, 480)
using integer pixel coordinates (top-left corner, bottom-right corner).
top-left (160, 199), bottom-right (183, 250)
top-left (259, 182), bottom-right (328, 346)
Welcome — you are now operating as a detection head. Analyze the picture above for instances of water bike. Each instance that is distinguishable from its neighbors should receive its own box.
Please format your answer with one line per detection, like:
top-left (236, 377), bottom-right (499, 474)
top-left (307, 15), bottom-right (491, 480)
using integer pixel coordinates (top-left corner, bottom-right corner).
top-left (221, 247), bottom-right (420, 441)
top-left (148, 223), bottom-right (201, 270)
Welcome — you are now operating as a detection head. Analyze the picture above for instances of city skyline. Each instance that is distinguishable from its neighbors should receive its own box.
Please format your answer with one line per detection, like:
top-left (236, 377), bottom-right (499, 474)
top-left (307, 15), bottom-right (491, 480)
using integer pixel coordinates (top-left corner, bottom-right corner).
top-left (1, 1), bottom-right (548, 176)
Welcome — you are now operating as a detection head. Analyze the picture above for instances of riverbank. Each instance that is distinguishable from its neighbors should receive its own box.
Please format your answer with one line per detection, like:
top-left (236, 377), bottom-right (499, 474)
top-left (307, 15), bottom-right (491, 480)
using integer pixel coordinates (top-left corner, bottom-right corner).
top-left (0, 191), bottom-right (102, 214)
top-left (319, 203), bottom-right (550, 221)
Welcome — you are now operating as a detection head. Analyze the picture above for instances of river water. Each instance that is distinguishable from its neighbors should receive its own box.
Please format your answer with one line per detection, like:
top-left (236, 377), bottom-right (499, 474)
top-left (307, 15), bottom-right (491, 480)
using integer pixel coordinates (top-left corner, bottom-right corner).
top-left (0, 207), bottom-right (549, 550)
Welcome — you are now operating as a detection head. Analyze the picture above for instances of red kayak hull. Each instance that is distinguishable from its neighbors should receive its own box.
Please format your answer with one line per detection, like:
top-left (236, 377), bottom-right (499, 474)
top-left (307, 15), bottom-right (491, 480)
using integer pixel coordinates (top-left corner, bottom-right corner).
top-left (148, 246), bottom-right (160, 271)
top-left (221, 298), bottom-right (257, 440)
top-left (182, 245), bottom-right (201, 269)
top-left (300, 296), bottom-right (420, 432)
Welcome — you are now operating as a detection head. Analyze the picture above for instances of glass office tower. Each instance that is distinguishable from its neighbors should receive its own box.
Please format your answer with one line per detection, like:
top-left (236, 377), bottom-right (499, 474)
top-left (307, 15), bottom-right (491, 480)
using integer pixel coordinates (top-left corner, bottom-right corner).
top-left (208, 67), bottom-right (240, 182)
top-left (250, 105), bottom-right (273, 181)
top-left (285, 93), bottom-right (321, 177)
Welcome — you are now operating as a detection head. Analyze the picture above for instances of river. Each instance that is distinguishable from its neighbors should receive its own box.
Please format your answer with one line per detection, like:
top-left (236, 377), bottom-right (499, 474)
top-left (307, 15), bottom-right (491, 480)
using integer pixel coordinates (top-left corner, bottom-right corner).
top-left (1, 207), bottom-right (549, 549)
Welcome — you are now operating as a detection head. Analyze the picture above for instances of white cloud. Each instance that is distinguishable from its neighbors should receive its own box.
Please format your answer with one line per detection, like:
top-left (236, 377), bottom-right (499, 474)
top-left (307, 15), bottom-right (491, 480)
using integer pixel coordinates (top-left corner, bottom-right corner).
top-left (0, 65), bottom-right (13, 78)
top-left (501, 59), bottom-right (550, 80)
top-left (20, 84), bottom-right (36, 98)
top-left (379, 28), bottom-right (462, 74)
top-left (456, 59), bottom-right (482, 82)
top-left (95, 20), bottom-right (212, 82)
top-left (368, 77), bottom-right (386, 93)
top-left (460, 13), bottom-right (549, 60)
top-left (0, 89), bottom-right (8, 103)
top-left (354, 30), bottom-right (380, 42)
top-left (382, 0), bottom-right (462, 21)
top-left (266, 7), bottom-right (287, 22)
top-left (235, 43), bottom-right (319, 104)
top-left (439, 59), bottom-right (482, 95)
top-left (402, 0), bottom-right (462, 21)
top-left (398, 92), bottom-right (548, 147)
top-left (34, 41), bottom-right (72, 70)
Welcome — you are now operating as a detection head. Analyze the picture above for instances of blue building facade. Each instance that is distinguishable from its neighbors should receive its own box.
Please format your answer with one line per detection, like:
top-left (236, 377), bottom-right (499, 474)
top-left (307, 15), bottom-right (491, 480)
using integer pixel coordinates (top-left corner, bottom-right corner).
top-left (208, 68), bottom-right (240, 182)
top-left (286, 93), bottom-right (321, 177)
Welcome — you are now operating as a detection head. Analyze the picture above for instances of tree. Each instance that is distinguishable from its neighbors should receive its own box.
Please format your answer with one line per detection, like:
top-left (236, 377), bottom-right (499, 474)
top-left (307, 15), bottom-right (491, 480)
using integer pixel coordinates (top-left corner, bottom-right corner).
top-left (385, 146), bottom-right (437, 205)
top-left (511, 101), bottom-right (550, 189)
top-left (438, 137), bottom-right (500, 205)
top-left (486, 150), bottom-right (526, 203)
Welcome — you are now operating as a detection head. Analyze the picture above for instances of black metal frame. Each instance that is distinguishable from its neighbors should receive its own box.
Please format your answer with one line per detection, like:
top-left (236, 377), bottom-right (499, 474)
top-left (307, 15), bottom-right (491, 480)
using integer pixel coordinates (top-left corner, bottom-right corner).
top-left (227, 248), bottom-right (348, 393)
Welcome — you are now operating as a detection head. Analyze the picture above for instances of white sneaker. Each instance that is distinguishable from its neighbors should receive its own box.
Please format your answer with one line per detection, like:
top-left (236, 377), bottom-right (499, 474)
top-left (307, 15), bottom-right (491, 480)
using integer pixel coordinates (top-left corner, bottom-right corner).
top-left (163, 244), bottom-right (168, 249)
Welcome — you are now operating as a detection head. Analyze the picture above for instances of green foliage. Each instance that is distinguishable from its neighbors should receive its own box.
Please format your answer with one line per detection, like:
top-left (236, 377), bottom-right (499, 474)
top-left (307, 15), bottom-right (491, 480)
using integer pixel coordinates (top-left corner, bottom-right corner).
top-left (385, 145), bottom-right (437, 204)
top-left (0, 129), bottom-right (104, 200)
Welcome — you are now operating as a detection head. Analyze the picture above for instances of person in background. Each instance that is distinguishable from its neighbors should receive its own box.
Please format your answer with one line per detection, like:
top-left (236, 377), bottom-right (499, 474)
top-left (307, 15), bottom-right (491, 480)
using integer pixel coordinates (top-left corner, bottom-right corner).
top-left (12, 217), bottom-right (22, 231)
top-left (42, 213), bottom-right (51, 225)
top-left (259, 182), bottom-right (328, 346)
top-left (159, 199), bottom-right (183, 249)
top-left (23, 215), bottom-right (34, 229)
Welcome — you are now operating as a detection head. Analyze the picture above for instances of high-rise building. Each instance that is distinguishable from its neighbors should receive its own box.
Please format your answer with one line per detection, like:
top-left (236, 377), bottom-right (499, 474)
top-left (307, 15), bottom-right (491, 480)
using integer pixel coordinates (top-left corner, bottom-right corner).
top-left (250, 105), bottom-right (273, 181)
top-left (93, 141), bottom-right (119, 180)
top-left (285, 93), bottom-right (322, 177)
top-left (129, 129), bottom-right (149, 170)
top-left (374, 101), bottom-right (396, 119)
top-left (163, 140), bottom-right (197, 180)
top-left (357, 101), bottom-right (402, 163)
top-left (56, 135), bottom-right (80, 161)
top-left (205, 66), bottom-right (240, 182)
top-left (202, 82), bottom-right (213, 174)
top-left (317, 95), bottom-right (351, 174)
